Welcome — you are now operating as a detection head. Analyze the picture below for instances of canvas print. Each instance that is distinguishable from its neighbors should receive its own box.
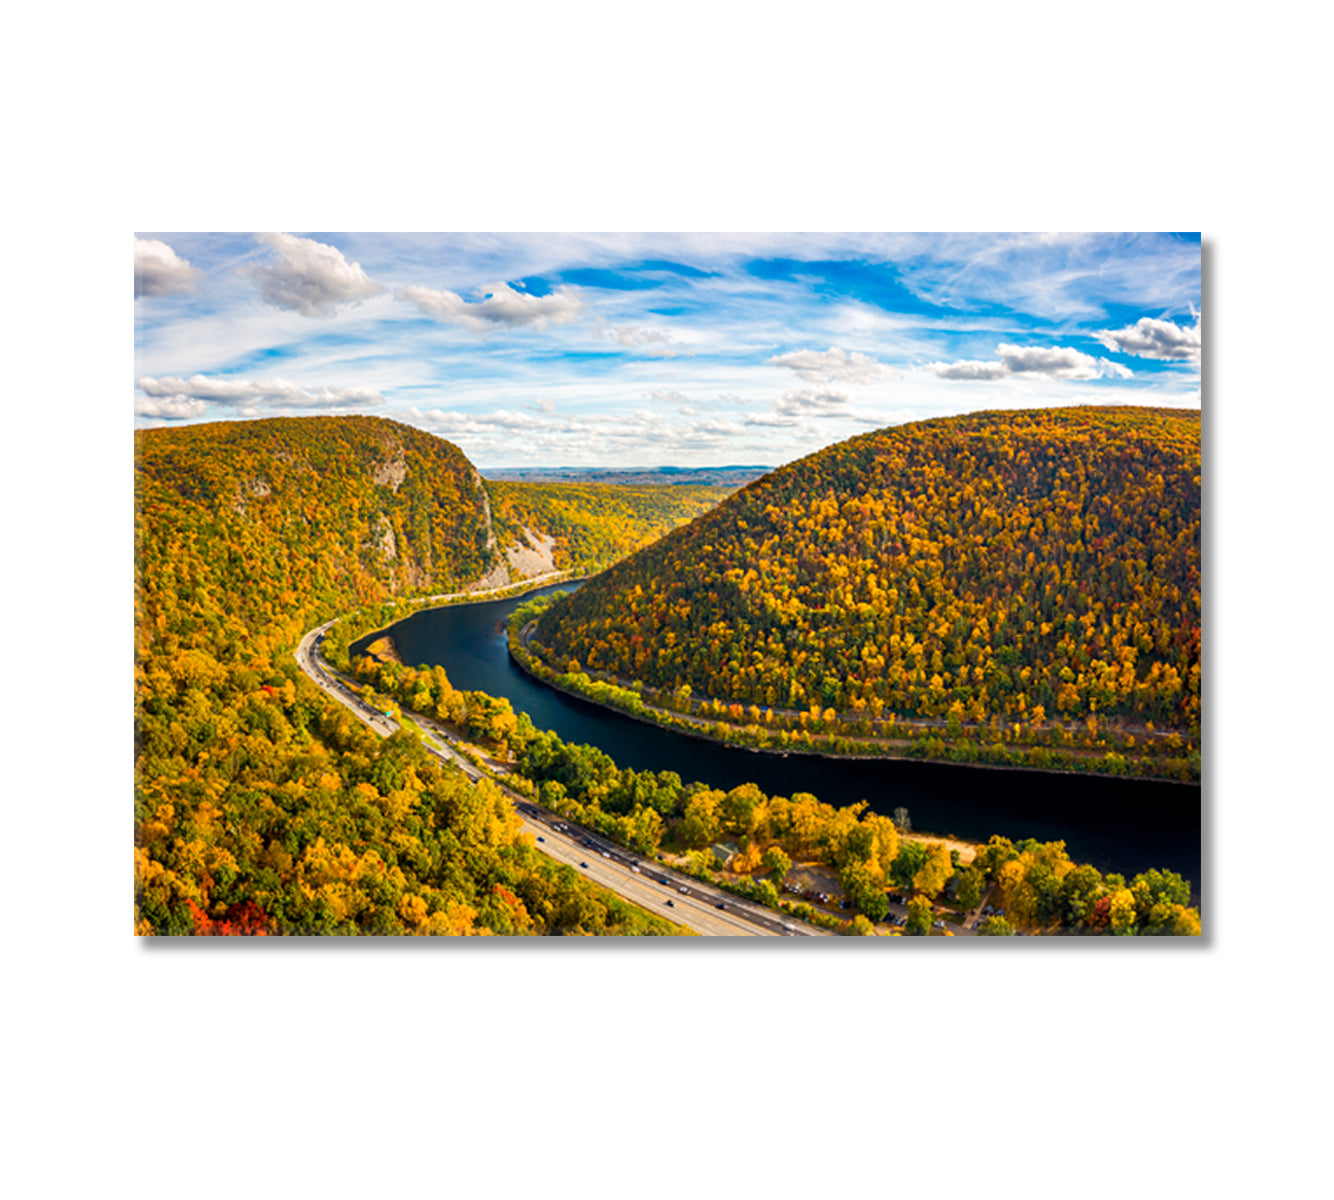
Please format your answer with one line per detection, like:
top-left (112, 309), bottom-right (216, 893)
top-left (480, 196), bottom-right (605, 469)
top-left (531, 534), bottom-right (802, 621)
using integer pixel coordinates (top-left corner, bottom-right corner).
top-left (134, 232), bottom-right (1202, 937)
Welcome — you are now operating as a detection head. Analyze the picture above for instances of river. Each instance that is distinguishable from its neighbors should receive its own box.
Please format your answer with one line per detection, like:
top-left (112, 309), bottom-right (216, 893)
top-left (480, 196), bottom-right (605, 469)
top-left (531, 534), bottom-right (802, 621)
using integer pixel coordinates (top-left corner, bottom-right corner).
top-left (355, 583), bottom-right (1201, 888)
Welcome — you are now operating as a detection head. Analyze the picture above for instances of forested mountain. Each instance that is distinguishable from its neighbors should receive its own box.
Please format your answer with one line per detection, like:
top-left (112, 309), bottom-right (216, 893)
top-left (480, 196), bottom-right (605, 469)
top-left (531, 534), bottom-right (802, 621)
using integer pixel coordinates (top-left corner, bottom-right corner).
top-left (134, 415), bottom-right (684, 935)
top-left (487, 480), bottom-right (732, 577)
top-left (532, 408), bottom-right (1201, 750)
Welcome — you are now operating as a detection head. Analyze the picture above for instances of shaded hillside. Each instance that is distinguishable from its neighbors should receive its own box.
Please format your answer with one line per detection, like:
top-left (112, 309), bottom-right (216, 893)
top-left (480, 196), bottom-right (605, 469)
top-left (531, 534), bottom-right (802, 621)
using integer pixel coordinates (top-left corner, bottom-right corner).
top-left (134, 415), bottom-right (681, 936)
top-left (533, 407), bottom-right (1201, 739)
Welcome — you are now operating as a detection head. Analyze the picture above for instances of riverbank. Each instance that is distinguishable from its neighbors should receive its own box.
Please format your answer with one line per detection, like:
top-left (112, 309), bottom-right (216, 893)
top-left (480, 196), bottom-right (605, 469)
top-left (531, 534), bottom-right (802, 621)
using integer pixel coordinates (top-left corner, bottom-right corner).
top-left (509, 618), bottom-right (1198, 785)
top-left (335, 571), bottom-right (583, 669)
top-left (361, 635), bottom-right (402, 666)
top-left (350, 576), bottom-right (1200, 886)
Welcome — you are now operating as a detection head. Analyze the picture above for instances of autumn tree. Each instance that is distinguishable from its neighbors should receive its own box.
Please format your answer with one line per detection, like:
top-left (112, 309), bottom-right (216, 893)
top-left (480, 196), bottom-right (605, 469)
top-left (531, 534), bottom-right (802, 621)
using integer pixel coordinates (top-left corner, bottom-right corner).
top-left (912, 842), bottom-right (954, 900)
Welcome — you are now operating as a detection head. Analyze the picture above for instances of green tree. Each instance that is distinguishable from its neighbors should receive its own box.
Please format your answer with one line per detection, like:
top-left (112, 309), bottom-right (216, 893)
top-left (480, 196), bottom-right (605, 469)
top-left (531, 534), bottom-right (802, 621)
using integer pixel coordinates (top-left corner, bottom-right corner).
top-left (890, 840), bottom-right (929, 891)
top-left (905, 894), bottom-right (932, 935)
top-left (955, 866), bottom-right (984, 912)
top-left (760, 845), bottom-right (792, 885)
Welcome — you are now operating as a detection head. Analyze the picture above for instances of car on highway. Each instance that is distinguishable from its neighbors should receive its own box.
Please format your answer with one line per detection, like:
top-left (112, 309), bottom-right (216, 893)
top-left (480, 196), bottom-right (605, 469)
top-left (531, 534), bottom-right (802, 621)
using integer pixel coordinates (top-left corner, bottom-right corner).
top-left (715, 901), bottom-right (726, 910)
top-left (665, 899), bottom-right (675, 907)
top-left (579, 861), bottom-right (588, 868)
top-left (537, 836), bottom-right (545, 843)
top-left (678, 886), bottom-right (689, 894)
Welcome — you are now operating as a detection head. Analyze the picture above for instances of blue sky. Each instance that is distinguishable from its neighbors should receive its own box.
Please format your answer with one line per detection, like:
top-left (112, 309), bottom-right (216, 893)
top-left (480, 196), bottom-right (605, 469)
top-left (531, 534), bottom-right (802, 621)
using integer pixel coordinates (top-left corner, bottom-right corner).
top-left (134, 232), bottom-right (1201, 468)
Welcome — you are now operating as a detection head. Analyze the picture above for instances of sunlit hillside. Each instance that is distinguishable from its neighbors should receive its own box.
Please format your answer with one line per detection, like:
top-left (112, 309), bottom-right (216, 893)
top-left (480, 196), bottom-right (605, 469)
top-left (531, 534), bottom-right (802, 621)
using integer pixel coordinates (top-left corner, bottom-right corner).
top-left (534, 407), bottom-right (1200, 739)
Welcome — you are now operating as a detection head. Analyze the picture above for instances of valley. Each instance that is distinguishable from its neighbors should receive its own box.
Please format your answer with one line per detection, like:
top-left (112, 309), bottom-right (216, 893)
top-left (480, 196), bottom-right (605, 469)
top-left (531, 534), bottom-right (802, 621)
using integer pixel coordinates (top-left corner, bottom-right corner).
top-left (135, 410), bottom-right (1201, 937)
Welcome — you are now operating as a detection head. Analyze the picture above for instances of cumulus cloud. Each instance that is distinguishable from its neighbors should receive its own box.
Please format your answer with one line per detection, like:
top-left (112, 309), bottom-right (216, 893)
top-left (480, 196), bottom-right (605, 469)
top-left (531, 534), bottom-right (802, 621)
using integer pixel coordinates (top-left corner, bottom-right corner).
top-left (133, 395), bottom-right (208, 420)
top-left (930, 342), bottom-right (1133, 381)
top-left (134, 237), bottom-right (200, 297)
top-left (768, 346), bottom-right (887, 384)
top-left (932, 359), bottom-right (1009, 381)
top-left (136, 374), bottom-right (383, 412)
top-left (1094, 314), bottom-right (1201, 363)
top-left (774, 387), bottom-right (853, 417)
top-left (243, 232), bottom-right (382, 316)
top-left (397, 280), bottom-right (583, 332)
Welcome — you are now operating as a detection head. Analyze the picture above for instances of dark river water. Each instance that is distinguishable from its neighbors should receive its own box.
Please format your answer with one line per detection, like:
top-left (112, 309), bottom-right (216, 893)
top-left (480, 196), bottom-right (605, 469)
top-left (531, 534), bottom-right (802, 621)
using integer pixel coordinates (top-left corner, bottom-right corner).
top-left (356, 584), bottom-right (1201, 887)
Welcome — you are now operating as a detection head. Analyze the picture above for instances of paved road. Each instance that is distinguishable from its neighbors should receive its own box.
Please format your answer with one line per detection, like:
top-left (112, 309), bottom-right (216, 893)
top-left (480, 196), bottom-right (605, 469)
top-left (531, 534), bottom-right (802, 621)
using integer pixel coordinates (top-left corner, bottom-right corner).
top-left (294, 620), bottom-right (827, 938)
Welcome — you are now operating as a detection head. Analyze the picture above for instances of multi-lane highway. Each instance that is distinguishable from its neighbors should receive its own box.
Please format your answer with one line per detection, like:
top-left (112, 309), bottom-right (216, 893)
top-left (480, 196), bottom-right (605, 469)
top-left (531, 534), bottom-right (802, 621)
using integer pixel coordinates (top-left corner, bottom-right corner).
top-left (294, 620), bottom-right (827, 937)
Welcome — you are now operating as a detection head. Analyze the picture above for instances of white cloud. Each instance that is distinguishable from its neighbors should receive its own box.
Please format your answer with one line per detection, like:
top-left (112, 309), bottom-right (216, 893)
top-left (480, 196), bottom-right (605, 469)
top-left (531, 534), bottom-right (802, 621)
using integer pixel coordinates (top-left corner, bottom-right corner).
top-left (608, 325), bottom-right (670, 346)
top-left (930, 342), bottom-right (1133, 381)
top-left (606, 325), bottom-right (690, 357)
top-left (136, 374), bottom-right (383, 411)
top-left (535, 398), bottom-right (557, 414)
top-left (399, 404), bottom-right (770, 463)
top-left (134, 237), bottom-right (200, 297)
top-left (1094, 314), bottom-right (1201, 363)
top-left (243, 232), bottom-right (382, 316)
top-left (774, 387), bottom-right (853, 417)
top-left (397, 280), bottom-right (583, 332)
top-left (932, 359), bottom-right (1009, 381)
top-left (768, 346), bottom-right (887, 384)
top-left (133, 395), bottom-right (208, 420)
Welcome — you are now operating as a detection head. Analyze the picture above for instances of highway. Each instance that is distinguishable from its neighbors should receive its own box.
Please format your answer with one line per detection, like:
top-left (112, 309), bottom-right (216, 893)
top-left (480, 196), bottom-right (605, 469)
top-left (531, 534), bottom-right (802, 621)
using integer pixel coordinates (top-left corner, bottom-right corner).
top-left (294, 620), bottom-right (828, 937)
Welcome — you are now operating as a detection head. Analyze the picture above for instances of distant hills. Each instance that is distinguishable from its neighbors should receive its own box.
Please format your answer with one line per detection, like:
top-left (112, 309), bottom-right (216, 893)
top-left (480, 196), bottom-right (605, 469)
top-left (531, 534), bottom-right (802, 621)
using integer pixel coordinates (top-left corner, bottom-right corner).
top-left (482, 465), bottom-right (770, 488)
top-left (532, 407), bottom-right (1201, 745)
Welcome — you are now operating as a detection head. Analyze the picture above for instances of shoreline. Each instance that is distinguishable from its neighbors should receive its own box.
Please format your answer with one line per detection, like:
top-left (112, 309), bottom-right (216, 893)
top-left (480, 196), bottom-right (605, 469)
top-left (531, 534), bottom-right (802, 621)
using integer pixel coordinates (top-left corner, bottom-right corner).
top-left (508, 628), bottom-right (1199, 788)
top-left (346, 571), bottom-right (585, 660)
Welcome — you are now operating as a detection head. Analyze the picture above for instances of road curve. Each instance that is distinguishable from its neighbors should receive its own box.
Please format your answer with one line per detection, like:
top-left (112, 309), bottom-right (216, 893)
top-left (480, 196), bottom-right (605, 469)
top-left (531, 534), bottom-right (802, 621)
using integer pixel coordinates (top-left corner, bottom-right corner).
top-left (294, 617), bottom-right (828, 938)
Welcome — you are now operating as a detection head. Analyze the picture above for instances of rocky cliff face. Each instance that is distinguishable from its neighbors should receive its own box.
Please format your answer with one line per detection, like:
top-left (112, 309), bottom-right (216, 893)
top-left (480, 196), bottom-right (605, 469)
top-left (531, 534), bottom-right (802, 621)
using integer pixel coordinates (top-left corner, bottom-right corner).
top-left (136, 414), bottom-right (502, 605)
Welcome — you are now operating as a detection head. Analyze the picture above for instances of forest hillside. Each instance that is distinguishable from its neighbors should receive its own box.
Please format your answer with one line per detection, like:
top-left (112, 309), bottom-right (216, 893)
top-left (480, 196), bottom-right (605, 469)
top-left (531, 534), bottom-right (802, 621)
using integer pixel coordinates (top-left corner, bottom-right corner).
top-left (532, 407), bottom-right (1201, 749)
top-left (134, 415), bottom-right (686, 935)
top-left (487, 480), bottom-right (732, 577)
